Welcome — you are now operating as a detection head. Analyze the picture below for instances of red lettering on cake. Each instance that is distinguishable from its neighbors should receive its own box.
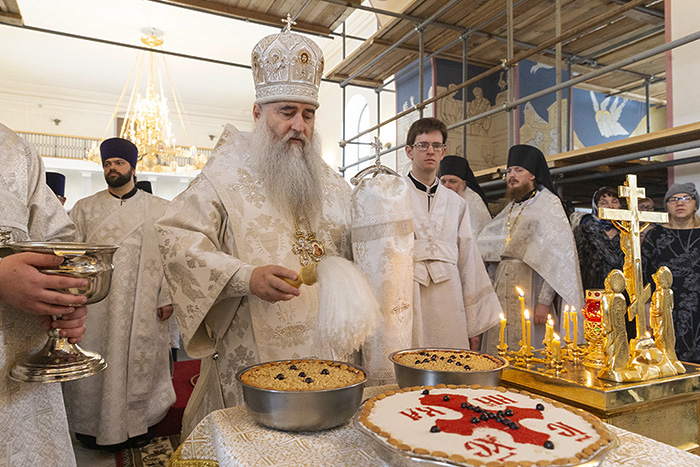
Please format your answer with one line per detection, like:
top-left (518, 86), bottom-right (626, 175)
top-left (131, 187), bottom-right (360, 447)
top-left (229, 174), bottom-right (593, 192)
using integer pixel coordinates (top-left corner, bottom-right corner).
top-left (399, 406), bottom-right (447, 421)
top-left (547, 422), bottom-right (592, 442)
top-left (472, 394), bottom-right (518, 407)
top-left (399, 409), bottom-right (422, 421)
top-left (465, 434), bottom-right (517, 460)
top-left (419, 394), bottom-right (551, 447)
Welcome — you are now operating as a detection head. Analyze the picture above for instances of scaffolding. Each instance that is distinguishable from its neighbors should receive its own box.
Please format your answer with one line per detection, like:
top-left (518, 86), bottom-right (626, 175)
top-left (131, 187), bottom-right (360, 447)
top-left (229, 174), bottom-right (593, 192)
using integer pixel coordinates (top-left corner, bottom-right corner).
top-left (325, 0), bottom-right (697, 202)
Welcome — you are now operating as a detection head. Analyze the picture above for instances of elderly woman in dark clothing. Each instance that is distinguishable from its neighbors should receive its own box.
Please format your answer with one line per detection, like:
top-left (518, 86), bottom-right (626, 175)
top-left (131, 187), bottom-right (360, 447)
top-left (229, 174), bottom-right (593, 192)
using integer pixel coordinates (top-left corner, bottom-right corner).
top-left (642, 182), bottom-right (700, 364)
top-left (574, 187), bottom-right (626, 291)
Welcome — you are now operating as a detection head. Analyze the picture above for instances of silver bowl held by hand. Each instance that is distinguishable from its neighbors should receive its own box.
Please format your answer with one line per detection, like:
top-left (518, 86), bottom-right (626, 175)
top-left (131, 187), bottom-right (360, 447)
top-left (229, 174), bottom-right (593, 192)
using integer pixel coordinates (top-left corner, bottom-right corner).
top-left (8, 241), bottom-right (118, 383)
top-left (9, 241), bottom-right (118, 304)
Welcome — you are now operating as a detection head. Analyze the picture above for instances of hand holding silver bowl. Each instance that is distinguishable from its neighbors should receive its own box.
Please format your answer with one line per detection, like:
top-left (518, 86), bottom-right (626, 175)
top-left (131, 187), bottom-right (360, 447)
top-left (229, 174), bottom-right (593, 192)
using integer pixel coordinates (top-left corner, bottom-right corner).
top-left (8, 241), bottom-right (118, 383)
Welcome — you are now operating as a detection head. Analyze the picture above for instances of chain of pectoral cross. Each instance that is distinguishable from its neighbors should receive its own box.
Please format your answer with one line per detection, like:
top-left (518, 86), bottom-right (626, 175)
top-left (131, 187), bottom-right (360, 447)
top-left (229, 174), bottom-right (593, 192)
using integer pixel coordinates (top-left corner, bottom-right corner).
top-left (598, 174), bottom-right (668, 338)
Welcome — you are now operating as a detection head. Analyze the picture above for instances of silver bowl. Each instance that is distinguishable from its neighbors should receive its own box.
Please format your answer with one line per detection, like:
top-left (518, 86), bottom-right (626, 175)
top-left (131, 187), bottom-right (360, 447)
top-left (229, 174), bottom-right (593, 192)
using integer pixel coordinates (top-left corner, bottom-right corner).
top-left (391, 348), bottom-right (508, 388)
top-left (8, 241), bottom-right (117, 383)
top-left (9, 241), bottom-right (118, 304)
top-left (236, 359), bottom-right (368, 432)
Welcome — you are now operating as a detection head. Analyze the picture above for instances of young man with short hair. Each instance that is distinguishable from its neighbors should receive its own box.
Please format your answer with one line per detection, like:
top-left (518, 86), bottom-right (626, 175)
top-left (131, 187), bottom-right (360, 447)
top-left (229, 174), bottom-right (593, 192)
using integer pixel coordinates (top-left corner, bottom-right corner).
top-left (404, 117), bottom-right (501, 351)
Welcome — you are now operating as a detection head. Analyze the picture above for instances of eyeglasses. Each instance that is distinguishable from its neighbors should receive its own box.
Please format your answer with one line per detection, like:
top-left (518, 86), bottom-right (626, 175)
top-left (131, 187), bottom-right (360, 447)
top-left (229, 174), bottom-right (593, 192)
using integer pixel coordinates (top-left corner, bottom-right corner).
top-left (412, 142), bottom-right (446, 152)
top-left (668, 195), bottom-right (695, 204)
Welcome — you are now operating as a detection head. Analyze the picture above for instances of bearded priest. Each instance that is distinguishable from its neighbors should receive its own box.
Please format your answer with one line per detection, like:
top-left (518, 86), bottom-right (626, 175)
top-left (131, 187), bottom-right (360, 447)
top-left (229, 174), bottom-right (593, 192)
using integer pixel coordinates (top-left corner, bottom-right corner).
top-left (477, 145), bottom-right (583, 353)
top-left (156, 25), bottom-right (366, 437)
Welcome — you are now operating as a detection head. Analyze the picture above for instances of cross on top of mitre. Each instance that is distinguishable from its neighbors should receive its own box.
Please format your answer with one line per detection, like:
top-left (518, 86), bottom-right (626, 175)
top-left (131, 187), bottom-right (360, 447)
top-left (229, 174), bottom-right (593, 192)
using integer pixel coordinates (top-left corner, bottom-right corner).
top-left (281, 14), bottom-right (297, 33)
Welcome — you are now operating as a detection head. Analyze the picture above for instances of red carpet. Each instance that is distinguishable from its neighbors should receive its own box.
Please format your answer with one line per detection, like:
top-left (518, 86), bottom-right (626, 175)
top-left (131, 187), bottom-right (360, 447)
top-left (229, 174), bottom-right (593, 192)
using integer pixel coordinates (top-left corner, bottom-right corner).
top-left (153, 359), bottom-right (201, 437)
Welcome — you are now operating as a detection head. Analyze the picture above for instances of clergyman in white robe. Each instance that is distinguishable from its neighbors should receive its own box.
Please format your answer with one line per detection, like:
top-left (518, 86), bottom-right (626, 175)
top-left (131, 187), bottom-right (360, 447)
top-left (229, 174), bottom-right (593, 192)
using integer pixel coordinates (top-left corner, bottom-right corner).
top-left (64, 188), bottom-right (175, 445)
top-left (407, 176), bottom-right (502, 348)
top-left (478, 187), bottom-right (584, 353)
top-left (156, 124), bottom-right (353, 437)
top-left (0, 123), bottom-right (78, 467)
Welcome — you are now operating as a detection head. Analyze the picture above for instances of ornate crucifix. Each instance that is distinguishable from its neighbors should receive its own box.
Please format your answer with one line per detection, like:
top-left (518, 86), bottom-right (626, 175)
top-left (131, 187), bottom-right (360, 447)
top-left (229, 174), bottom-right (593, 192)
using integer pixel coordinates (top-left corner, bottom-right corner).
top-left (598, 175), bottom-right (668, 339)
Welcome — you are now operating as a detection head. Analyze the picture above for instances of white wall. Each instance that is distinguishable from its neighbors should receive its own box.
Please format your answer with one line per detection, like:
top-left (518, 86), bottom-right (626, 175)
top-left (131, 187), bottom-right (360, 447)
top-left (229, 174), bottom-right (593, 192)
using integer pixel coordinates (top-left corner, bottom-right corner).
top-left (668, 0), bottom-right (700, 186)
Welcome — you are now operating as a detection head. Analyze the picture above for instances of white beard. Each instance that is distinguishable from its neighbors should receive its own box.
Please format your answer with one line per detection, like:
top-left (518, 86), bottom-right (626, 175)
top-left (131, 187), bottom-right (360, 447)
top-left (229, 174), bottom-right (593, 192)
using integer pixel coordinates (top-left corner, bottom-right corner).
top-left (251, 119), bottom-right (325, 220)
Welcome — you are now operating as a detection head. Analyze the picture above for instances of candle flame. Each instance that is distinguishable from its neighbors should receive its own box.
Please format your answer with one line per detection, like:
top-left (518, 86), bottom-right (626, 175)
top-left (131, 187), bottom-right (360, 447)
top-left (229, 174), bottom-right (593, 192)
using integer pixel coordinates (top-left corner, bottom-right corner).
top-left (564, 304), bottom-right (569, 312)
top-left (500, 313), bottom-right (505, 321)
top-left (516, 286), bottom-right (524, 296)
top-left (553, 332), bottom-right (561, 342)
top-left (524, 309), bottom-right (530, 320)
top-left (547, 314), bottom-right (552, 320)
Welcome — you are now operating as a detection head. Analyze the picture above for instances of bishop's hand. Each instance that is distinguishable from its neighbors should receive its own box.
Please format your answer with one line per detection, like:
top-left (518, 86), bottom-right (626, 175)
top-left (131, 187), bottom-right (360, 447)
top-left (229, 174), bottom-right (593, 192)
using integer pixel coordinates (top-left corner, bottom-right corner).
top-left (250, 265), bottom-right (301, 303)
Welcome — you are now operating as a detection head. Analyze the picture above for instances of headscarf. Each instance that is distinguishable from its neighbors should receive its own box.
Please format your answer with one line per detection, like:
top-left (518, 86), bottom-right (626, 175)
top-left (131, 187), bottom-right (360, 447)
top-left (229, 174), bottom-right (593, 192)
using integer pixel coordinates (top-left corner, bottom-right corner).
top-left (587, 186), bottom-right (618, 232)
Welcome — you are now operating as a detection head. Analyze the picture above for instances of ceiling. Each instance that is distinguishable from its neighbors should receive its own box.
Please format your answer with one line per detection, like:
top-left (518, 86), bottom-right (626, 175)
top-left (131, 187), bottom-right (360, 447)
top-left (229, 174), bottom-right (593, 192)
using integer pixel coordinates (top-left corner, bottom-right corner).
top-left (327, 0), bottom-right (667, 103)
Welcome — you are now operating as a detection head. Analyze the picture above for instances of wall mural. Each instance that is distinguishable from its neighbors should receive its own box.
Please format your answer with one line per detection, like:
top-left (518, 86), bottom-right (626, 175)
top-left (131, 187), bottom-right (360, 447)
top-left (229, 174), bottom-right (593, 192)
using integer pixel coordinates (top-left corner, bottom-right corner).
top-left (394, 57), bottom-right (655, 173)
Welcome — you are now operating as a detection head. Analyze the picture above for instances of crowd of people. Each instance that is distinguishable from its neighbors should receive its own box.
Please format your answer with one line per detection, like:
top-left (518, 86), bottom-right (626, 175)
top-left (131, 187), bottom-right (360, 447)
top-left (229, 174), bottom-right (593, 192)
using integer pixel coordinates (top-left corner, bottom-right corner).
top-left (1, 25), bottom-right (699, 466)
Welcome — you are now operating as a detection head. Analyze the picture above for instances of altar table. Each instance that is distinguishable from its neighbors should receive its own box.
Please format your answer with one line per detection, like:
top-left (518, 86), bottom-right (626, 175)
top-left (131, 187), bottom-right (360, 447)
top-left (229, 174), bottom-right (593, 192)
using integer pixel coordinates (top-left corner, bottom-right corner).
top-left (169, 385), bottom-right (700, 467)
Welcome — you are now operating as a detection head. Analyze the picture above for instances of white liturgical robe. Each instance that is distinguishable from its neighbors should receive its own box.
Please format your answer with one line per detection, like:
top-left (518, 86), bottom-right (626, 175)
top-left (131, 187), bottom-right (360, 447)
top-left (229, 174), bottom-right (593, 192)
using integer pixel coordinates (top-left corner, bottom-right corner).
top-left (407, 178), bottom-right (502, 348)
top-left (0, 123), bottom-right (78, 467)
top-left (477, 188), bottom-right (584, 353)
top-left (156, 124), bottom-right (353, 437)
top-left (64, 189), bottom-right (175, 445)
top-left (461, 187), bottom-right (492, 237)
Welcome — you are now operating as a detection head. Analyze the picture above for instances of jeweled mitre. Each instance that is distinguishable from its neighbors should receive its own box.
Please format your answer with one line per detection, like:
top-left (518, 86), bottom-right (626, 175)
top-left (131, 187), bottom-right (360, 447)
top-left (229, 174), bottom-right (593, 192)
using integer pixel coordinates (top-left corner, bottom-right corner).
top-left (251, 30), bottom-right (324, 108)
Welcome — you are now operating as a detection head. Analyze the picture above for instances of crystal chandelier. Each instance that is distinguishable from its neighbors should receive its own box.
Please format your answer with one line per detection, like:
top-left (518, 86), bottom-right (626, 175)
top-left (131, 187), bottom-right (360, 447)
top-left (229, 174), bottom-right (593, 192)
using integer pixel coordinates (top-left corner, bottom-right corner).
top-left (88, 33), bottom-right (204, 172)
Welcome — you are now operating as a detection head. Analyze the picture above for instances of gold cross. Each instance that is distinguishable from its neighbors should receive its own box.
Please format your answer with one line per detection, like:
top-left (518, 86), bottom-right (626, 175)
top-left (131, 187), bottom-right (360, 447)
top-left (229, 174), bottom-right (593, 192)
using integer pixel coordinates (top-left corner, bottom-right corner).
top-left (599, 175), bottom-right (668, 338)
top-left (281, 14), bottom-right (297, 33)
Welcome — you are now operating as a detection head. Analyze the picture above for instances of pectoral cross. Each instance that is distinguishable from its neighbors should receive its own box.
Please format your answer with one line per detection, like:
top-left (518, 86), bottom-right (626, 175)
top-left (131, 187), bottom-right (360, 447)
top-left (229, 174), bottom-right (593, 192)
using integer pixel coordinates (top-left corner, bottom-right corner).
top-left (599, 175), bottom-right (668, 339)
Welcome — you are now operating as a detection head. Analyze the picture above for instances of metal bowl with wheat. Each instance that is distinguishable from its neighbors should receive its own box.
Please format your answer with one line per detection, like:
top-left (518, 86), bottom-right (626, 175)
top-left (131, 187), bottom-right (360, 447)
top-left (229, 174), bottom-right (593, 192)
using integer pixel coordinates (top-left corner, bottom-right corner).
top-left (236, 359), bottom-right (368, 432)
top-left (390, 348), bottom-right (508, 388)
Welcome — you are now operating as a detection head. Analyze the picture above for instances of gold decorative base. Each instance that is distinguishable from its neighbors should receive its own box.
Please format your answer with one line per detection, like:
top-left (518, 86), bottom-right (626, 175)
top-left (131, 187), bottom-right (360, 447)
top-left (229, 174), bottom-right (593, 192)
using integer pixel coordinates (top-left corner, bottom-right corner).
top-left (501, 348), bottom-right (700, 453)
top-left (10, 336), bottom-right (107, 383)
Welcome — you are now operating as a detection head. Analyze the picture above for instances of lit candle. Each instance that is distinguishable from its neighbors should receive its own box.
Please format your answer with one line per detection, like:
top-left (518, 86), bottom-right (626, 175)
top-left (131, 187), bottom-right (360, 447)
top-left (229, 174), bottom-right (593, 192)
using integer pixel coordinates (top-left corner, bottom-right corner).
top-left (553, 332), bottom-right (562, 362)
top-left (544, 314), bottom-right (554, 351)
top-left (516, 286), bottom-right (525, 345)
top-left (563, 305), bottom-right (570, 342)
top-left (571, 307), bottom-right (577, 346)
top-left (524, 309), bottom-right (532, 353)
top-left (499, 313), bottom-right (506, 347)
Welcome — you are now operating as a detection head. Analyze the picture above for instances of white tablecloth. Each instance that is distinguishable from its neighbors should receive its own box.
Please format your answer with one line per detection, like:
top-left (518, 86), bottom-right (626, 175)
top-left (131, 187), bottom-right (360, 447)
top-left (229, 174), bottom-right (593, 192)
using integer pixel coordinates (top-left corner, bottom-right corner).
top-left (169, 386), bottom-right (700, 467)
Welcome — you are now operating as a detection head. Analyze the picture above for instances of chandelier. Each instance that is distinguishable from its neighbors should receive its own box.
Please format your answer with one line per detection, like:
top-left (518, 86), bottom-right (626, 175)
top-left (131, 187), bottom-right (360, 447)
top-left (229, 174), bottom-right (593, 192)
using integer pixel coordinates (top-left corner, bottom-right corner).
top-left (88, 33), bottom-right (205, 172)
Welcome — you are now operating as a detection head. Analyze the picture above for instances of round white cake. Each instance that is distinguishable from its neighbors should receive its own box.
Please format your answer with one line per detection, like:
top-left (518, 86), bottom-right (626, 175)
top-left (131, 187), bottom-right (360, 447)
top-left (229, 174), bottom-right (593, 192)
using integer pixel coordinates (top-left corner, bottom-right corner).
top-left (358, 384), bottom-right (612, 466)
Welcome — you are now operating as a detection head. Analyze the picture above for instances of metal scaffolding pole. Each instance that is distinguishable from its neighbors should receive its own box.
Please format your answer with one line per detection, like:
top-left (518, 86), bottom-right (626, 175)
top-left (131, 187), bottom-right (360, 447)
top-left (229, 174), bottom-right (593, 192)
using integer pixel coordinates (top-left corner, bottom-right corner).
top-left (462, 35), bottom-right (468, 156)
top-left (507, 0), bottom-right (514, 148)
top-left (419, 28), bottom-right (425, 119)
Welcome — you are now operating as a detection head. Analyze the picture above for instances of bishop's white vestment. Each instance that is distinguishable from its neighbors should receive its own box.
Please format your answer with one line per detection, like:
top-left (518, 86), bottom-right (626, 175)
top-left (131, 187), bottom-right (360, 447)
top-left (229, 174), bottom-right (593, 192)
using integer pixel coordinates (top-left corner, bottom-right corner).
top-left (0, 123), bottom-right (78, 467)
top-left (407, 178), bottom-right (502, 348)
top-left (477, 188), bottom-right (584, 353)
top-left (64, 189), bottom-right (175, 445)
top-left (155, 124), bottom-right (353, 437)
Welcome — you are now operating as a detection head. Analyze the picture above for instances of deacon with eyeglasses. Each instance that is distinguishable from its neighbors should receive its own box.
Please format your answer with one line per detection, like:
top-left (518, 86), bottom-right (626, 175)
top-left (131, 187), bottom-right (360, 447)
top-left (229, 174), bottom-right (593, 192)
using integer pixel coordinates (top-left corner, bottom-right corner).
top-left (642, 182), bottom-right (700, 364)
top-left (403, 117), bottom-right (501, 351)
